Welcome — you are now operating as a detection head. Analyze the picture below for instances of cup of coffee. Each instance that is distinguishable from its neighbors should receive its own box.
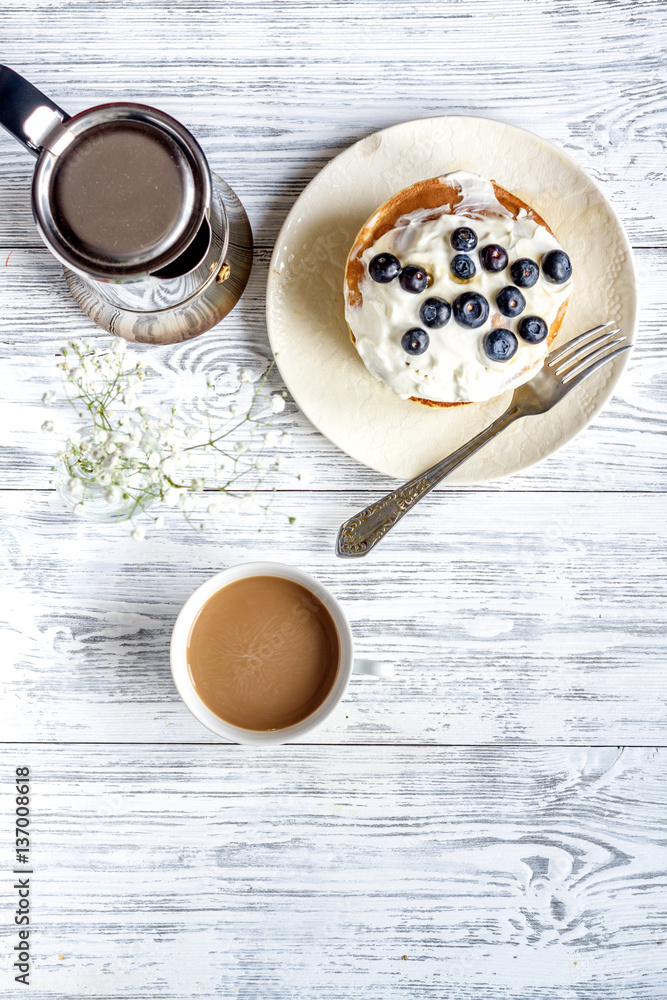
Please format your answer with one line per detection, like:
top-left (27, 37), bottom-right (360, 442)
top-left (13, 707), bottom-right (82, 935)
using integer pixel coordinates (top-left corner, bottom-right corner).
top-left (170, 561), bottom-right (392, 745)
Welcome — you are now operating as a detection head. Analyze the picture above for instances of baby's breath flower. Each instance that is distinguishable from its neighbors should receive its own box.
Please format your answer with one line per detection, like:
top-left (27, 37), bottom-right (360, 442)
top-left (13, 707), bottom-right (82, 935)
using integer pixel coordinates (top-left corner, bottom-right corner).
top-left (153, 514), bottom-right (165, 529)
top-left (50, 339), bottom-right (287, 535)
top-left (240, 494), bottom-right (261, 514)
top-left (280, 432), bottom-right (292, 446)
top-left (73, 502), bottom-right (86, 516)
top-left (41, 420), bottom-right (54, 433)
top-left (131, 525), bottom-right (145, 541)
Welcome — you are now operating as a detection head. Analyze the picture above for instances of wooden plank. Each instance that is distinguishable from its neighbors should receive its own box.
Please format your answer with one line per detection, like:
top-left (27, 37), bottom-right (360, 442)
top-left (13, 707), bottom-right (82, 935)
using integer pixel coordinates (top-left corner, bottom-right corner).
top-left (0, 744), bottom-right (664, 997)
top-left (2, 489), bottom-right (665, 745)
top-left (1, 0), bottom-right (666, 247)
top-left (0, 245), bottom-right (665, 493)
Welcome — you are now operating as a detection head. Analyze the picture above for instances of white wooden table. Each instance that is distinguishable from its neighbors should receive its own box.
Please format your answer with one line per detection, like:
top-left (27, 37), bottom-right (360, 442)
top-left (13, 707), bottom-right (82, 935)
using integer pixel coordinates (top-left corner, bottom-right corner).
top-left (1, 1), bottom-right (666, 996)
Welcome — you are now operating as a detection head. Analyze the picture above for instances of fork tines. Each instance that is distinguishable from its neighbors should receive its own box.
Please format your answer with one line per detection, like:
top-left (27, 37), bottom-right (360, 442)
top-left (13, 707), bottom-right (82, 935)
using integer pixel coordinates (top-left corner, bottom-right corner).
top-left (547, 321), bottom-right (630, 384)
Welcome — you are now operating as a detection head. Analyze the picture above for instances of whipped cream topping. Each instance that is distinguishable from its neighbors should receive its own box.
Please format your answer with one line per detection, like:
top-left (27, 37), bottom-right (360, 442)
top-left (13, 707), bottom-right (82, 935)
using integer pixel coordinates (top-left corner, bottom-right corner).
top-left (345, 171), bottom-right (573, 404)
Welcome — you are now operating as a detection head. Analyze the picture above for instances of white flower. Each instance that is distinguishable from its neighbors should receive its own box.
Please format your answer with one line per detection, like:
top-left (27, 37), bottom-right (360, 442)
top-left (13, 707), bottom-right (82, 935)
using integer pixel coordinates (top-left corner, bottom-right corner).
top-left (41, 420), bottom-right (54, 433)
top-left (131, 524), bottom-right (145, 541)
top-left (69, 339), bottom-right (83, 353)
top-left (121, 391), bottom-right (136, 407)
top-left (163, 487), bottom-right (180, 505)
top-left (147, 451), bottom-right (161, 469)
top-left (112, 338), bottom-right (127, 354)
top-left (159, 457), bottom-right (176, 477)
top-left (207, 502), bottom-right (220, 515)
top-left (256, 456), bottom-right (270, 471)
top-left (73, 502), bottom-right (86, 516)
top-left (68, 366), bottom-right (84, 381)
top-left (68, 432), bottom-right (81, 446)
top-left (238, 368), bottom-right (254, 383)
top-left (42, 390), bottom-right (56, 406)
top-left (240, 494), bottom-right (261, 513)
top-left (191, 477), bottom-right (205, 492)
top-left (274, 453), bottom-right (287, 469)
top-left (206, 376), bottom-right (215, 389)
top-left (105, 486), bottom-right (123, 502)
top-left (185, 425), bottom-right (198, 439)
top-left (264, 430), bottom-right (279, 447)
top-left (93, 428), bottom-right (108, 444)
top-left (280, 432), bottom-right (292, 446)
top-left (270, 394), bottom-right (286, 413)
top-left (177, 493), bottom-right (197, 512)
top-left (153, 515), bottom-right (165, 529)
top-left (234, 440), bottom-right (249, 454)
top-left (67, 477), bottom-right (84, 498)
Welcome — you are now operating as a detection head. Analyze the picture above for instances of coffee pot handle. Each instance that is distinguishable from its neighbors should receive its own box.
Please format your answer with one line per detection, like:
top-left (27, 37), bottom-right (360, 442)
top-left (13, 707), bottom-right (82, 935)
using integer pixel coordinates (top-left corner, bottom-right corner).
top-left (0, 65), bottom-right (70, 157)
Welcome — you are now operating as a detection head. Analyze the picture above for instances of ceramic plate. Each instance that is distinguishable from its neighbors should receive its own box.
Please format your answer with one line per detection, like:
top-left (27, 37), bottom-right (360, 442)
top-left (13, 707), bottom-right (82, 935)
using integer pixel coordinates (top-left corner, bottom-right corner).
top-left (266, 116), bottom-right (637, 482)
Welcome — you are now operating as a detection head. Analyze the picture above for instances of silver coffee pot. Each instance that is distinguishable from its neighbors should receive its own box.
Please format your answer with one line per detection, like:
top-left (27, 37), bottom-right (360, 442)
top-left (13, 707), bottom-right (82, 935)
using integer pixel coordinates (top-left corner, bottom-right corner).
top-left (0, 65), bottom-right (253, 343)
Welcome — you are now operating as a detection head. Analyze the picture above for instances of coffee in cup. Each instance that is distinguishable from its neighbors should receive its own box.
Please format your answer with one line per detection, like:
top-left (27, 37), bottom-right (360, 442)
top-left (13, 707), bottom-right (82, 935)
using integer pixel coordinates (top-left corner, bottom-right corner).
top-left (186, 575), bottom-right (340, 731)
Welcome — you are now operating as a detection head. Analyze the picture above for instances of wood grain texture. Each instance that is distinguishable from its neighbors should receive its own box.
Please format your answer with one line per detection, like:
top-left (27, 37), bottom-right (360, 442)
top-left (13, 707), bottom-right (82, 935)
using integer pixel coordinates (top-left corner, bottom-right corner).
top-left (0, 245), bottom-right (664, 493)
top-left (0, 745), bottom-right (665, 998)
top-left (0, 0), bottom-right (666, 247)
top-left (2, 489), bottom-right (666, 745)
top-left (1, 2), bottom-right (666, 996)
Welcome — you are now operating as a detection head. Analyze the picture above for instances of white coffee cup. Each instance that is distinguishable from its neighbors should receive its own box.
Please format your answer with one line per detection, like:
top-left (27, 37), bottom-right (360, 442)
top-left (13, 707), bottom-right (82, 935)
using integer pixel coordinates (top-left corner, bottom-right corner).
top-left (170, 560), bottom-right (392, 746)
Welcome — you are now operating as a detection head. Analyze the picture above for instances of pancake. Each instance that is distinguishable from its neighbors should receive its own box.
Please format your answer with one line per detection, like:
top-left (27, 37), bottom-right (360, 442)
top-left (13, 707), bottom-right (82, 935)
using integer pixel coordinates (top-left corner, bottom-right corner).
top-left (344, 171), bottom-right (572, 406)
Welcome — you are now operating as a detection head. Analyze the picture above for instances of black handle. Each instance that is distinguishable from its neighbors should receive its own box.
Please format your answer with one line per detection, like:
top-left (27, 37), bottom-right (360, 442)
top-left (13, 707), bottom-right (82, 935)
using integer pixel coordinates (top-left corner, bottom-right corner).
top-left (0, 65), bottom-right (69, 156)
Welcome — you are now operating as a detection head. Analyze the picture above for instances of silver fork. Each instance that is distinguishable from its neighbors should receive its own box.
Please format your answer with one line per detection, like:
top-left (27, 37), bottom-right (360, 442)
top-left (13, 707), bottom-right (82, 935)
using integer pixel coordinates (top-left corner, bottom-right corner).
top-left (336, 322), bottom-right (630, 558)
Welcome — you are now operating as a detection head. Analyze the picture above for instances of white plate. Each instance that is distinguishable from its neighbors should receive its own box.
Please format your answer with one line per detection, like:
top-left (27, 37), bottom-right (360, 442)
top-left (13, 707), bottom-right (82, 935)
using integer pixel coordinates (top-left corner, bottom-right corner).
top-left (266, 116), bottom-right (637, 482)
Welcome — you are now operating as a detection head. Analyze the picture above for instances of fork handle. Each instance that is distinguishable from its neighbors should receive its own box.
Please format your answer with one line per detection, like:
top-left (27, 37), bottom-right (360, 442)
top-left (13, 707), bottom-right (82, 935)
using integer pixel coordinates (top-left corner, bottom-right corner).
top-left (336, 404), bottom-right (522, 557)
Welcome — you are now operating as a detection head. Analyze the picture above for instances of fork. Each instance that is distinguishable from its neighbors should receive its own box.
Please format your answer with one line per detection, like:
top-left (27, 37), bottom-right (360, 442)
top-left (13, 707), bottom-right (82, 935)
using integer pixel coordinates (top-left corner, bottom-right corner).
top-left (336, 322), bottom-right (630, 558)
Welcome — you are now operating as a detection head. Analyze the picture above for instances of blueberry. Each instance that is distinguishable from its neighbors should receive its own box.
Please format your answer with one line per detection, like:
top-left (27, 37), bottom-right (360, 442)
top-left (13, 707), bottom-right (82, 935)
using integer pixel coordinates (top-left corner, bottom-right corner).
top-left (450, 227), bottom-right (477, 252)
top-left (419, 297), bottom-right (451, 329)
top-left (401, 328), bottom-right (430, 355)
top-left (518, 315), bottom-right (548, 344)
top-left (368, 252), bottom-right (400, 283)
top-left (541, 249), bottom-right (572, 284)
top-left (496, 285), bottom-right (526, 318)
top-left (399, 264), bottom-right (430, 294)
top-left (453, 292), bottom-right (489, 328)
top-left (483, 329), bottom-right (518, 362)
top-left (450, 254), bottom-right (476, 281)
top-left (510, 257), bottom-right (539, 288)
top-left (479, 244), bottom-right (508, 272)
